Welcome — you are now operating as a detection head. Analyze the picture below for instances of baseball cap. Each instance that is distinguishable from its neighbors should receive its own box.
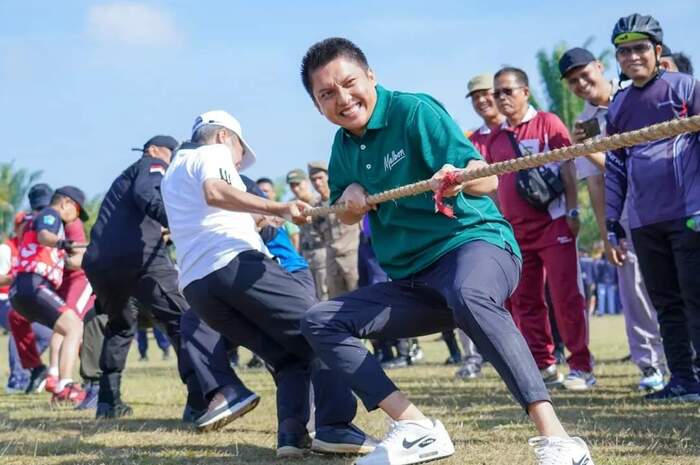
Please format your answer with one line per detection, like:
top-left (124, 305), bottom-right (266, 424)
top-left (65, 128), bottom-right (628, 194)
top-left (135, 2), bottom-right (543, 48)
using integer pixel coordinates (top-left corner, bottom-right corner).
top-left (191, 110), bottom-right (257, 171)
top-left (466, 74), bottom-right (494, 98)
top-left (307, 160), bottom-right (328, 175)
top-left (28, 183), bottom-right (54, 211)
top-left (559, 48), bottom-right (597, 79)
top-left (286, 169), bottom-right (307, 184)
top-left (55, 186), bottom-right (89, 221)
top-left (132, 135), bottom-right (179, 153)
top-left (660, 44), bottom-right (673, 57)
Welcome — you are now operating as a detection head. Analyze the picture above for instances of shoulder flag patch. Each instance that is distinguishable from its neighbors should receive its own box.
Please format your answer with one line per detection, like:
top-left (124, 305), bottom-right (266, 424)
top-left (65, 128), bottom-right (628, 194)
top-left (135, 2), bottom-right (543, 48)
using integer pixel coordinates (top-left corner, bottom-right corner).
top-left (149, 164), bottom-right (166, 175)
top-left (43, 215), bottom-right (56, 225)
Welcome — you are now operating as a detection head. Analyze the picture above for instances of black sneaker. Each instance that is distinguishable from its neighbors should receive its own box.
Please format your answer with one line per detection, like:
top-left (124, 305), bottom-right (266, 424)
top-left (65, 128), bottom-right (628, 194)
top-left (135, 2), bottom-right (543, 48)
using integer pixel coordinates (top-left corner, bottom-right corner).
top-left (96, 401), bottom-right (134, 419)
top-left (182, 404), bottom-right (206, 424)
top-left (25, 365), bottom-right (48, 394)
top-left (277, 430), bottom-right (312, 458)
top-left (195, 387), bottom-right (260, 432)
top-left (644, 377), bottom-right (700, 402)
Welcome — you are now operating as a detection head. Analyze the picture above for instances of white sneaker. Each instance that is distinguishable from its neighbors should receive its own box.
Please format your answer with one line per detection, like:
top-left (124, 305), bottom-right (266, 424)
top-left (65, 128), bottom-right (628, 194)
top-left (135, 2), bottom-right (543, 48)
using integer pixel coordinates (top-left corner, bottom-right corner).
top-left (355, 418), bottom-right (454, 465)
top-left (563, 371), bottom-right (596, 391)
top-left (528, 436), bottom-right (594, 465)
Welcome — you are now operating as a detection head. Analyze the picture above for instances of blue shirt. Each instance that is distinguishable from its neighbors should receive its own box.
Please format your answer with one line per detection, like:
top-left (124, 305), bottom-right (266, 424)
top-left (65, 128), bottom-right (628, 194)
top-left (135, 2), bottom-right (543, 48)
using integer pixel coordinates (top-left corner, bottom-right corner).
top-left (605, 71), bottom-right (700, 228)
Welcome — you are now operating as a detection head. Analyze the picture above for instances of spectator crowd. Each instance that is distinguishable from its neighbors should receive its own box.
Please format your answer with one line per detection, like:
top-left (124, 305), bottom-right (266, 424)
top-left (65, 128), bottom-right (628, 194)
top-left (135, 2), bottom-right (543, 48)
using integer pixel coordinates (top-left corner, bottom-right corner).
top-left (1, 11), bottom-right (698, 465)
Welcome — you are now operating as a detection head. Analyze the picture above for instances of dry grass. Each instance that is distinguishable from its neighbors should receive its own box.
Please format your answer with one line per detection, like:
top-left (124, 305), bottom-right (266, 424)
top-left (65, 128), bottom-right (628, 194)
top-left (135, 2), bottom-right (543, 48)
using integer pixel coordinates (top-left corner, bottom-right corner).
top-left (0, 315), bottom-right (698, 465)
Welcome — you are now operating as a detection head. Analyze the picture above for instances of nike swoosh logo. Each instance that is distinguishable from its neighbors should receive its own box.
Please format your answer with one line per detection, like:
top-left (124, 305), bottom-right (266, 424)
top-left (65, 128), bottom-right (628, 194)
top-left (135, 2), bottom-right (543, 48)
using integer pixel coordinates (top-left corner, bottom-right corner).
top-left (572, 456), bottom-right (590, 465)
top-left (403, 435), bottom-right (430, 449)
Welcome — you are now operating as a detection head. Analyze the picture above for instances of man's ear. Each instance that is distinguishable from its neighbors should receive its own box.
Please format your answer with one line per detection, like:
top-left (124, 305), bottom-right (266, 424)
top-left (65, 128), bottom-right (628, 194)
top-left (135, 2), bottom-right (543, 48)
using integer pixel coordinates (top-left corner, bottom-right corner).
top-left (367, 67), bottom-right (376, 85)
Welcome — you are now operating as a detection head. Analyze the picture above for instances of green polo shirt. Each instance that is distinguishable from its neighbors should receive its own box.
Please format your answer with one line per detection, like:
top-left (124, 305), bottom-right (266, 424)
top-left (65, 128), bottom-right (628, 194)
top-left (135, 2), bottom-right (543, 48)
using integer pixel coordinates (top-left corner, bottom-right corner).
top-left (329, 85), bottom-right (520, 279)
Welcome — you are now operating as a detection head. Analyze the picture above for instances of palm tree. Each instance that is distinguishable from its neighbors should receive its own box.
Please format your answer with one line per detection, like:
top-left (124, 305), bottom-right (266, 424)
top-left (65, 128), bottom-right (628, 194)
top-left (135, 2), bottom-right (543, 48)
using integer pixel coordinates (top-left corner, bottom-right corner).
top-left (0, 162), bottom-right (42, 238)
top-left (82, 194), bottom-right (104, 236)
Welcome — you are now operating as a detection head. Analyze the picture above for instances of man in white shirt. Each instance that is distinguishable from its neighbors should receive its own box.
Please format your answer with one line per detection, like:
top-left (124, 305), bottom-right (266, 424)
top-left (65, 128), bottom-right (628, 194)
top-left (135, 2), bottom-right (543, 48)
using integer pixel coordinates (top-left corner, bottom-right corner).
top-left (559, 47), bottom-right (667, 392)
top-left (161, 110), bottom-right (374, 458)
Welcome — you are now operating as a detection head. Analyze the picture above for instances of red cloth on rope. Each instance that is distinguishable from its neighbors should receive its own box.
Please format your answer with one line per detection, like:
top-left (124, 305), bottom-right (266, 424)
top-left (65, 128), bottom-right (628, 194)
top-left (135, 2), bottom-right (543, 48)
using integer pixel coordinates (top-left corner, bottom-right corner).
top-left (433, 171), bottom-right (462, 219)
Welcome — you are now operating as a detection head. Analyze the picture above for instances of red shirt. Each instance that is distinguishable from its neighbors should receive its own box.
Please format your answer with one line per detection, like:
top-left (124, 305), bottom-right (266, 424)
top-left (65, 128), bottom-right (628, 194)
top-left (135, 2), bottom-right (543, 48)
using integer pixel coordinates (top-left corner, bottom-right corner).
top-left (484, 108), bottom-right (573, 250)
top-left (62, 219), bottom-right (87, 283)
top-left (468, 125), bottom-right (493, 157)
top-left (17, 208), bottom-right (66, 289)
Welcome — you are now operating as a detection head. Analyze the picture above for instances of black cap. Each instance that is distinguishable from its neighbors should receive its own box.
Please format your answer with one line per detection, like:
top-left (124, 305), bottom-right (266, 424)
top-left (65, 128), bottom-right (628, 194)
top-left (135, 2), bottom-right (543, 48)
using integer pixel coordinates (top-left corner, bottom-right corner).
top-left (28, 183), bottom-right (53, 211)
top-left (132, 135), bottom-right (179, 153)
top-left (660, 44), bottom-right (673, 57)
top-left (559, 48), bottom-right (597, 79)
top-left (55, 186), bottom-right (89, 221)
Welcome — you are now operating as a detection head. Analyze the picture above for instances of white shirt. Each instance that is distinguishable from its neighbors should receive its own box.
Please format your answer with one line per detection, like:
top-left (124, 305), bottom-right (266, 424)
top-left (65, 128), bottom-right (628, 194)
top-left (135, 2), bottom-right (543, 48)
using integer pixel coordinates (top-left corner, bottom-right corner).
top-left (161, 143), bottom-right (268, 290)
top-left (574, 80), bottom-right (629, 223)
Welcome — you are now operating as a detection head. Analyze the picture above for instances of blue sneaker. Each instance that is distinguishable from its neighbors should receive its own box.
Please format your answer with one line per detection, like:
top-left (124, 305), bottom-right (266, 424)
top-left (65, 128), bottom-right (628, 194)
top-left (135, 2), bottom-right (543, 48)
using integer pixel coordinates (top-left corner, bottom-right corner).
top-left (195, 386), bottom-right (260, 432)
top-left (75, 383), bottom-right (100, 410)
top-left (312, 423), bottom-right (377, 455)
top-left (5, 375), bottom-right (29, 394)
top-left (645, 377), bottom-right (700, 402)
top-left (638, 367), bottom-right (664, 392)
top-left (277, 430), bottom-right (312, 458)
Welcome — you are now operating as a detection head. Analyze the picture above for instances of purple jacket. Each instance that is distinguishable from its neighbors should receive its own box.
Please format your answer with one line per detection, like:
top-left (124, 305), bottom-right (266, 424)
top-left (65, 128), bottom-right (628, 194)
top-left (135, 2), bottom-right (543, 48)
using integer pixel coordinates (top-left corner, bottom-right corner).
top-left (605, 71), bottom-right (700, 229)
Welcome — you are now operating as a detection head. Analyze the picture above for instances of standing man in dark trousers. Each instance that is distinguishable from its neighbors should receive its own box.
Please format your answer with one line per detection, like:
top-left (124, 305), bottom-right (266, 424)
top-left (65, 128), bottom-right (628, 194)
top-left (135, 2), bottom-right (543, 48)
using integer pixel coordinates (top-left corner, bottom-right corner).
top-left (605, 14), bottom-right (700, 401)
top-left (162, 110), bottom-right (374, 458)
top-left (84, 135), bottom-right (193, 418)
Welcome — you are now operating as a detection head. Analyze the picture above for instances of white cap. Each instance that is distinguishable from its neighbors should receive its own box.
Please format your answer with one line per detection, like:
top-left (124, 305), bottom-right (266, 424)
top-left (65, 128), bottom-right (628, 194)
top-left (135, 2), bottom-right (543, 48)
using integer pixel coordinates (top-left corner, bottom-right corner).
top-left (191, 110), bottom-right (257, 171)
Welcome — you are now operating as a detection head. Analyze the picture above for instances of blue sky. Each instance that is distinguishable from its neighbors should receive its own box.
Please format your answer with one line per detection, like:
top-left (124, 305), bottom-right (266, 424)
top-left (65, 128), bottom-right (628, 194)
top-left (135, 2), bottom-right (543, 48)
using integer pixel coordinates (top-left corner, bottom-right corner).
top-left (2, 0), bottom-right (698, 198)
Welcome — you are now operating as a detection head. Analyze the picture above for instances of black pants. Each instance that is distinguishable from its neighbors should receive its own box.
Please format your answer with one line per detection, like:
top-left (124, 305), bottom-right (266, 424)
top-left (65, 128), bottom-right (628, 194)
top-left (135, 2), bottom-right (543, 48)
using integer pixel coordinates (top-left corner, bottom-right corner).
top-left (80, 306), bottom-right (108, 382)
top-left (632, 218), bottom-right (700, 382)
top-left (86, 265), bottom-right (190, 404)
top-left (183, 252), bottom-right (357, 429)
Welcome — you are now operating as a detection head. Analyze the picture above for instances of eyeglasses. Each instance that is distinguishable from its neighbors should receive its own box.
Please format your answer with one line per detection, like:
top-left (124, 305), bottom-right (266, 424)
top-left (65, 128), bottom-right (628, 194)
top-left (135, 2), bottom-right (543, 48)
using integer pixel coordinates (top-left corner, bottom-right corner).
top-left (493, 87), bottom-right (523, 98)
top-left (615, 42), bottom-right (654, 58)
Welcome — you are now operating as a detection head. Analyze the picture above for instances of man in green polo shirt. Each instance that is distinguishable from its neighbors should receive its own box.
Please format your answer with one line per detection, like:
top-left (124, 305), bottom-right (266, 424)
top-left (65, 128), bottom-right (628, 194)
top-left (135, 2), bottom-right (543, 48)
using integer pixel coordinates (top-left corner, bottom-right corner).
top-left (299, 38), bottom-right (595, 465)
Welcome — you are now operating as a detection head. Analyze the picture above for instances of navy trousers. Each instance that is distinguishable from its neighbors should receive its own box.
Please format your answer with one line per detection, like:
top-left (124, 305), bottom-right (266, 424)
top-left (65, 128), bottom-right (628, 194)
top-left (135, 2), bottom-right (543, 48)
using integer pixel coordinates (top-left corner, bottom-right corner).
top-left (302, 240), bottom-right (550, 411)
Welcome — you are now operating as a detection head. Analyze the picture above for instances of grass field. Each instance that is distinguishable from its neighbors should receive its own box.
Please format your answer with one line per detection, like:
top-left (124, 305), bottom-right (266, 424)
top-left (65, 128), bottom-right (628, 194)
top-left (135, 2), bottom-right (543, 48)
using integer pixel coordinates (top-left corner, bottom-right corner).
top-left (0, 315), bottom-right (698, 465)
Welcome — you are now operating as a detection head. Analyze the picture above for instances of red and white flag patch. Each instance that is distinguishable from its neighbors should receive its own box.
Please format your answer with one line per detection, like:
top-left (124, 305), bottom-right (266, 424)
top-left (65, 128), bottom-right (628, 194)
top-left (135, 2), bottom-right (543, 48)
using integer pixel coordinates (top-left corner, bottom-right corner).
top-left (149, 164), bottom-right (166, 175)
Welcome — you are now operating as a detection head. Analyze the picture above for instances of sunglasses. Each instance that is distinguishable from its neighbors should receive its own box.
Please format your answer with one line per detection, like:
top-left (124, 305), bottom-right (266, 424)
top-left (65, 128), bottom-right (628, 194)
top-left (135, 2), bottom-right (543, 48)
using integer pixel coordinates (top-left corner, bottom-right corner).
top-left (493, 87), bottom-right (523, 98)
top-left (615, 42), bottom-right (654, 58)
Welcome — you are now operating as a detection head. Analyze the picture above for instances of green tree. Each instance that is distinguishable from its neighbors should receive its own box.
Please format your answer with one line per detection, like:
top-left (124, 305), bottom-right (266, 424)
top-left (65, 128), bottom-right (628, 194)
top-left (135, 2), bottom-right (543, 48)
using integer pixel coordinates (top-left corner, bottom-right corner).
top-left (0, 162), bottom-right (42, 239)
top-left (82, 194), bottom-right (104, 236)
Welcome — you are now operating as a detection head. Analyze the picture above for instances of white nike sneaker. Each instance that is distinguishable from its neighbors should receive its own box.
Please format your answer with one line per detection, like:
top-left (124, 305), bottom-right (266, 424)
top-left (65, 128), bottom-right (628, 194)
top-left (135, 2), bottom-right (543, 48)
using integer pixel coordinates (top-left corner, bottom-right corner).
top-left (528, 436), bottom-right (594, 465)
top-left (355, 418), bottom-right (454, 465)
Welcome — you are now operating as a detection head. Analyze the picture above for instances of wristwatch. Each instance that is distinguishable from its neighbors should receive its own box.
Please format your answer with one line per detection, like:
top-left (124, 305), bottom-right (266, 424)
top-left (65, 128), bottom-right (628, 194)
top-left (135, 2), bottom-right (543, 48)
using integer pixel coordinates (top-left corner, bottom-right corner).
top-left (566, 208), bottom-right (580, 219)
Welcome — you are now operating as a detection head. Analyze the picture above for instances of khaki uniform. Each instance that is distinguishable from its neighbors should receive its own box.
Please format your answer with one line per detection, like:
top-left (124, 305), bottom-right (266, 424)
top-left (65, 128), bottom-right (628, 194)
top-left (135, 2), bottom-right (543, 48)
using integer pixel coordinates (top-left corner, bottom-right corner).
top-left (320, 200), bottom-right (360, 298)
top-left (300, 197), bottom-right (328, 301)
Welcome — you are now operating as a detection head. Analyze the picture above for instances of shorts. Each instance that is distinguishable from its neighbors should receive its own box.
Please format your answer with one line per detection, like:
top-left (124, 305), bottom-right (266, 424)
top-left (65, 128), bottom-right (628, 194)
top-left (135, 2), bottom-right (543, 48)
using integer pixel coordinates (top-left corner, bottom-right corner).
top-left (9, 273), bottom-right (72, 328)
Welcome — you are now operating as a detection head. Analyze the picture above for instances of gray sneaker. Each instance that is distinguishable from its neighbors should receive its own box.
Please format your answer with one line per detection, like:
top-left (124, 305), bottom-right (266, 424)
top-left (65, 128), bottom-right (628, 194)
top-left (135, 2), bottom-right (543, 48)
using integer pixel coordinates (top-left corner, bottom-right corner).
top-left (455, 362), bottom-right (482, 380)
top-left (540, 365), bottom-right (564, 388)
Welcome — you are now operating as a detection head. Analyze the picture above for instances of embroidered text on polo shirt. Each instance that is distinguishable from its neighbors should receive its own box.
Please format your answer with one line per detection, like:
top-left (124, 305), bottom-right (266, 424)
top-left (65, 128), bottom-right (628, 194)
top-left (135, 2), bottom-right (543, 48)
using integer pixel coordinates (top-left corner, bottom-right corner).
top-left (384, 149), bottom-right (406, 171)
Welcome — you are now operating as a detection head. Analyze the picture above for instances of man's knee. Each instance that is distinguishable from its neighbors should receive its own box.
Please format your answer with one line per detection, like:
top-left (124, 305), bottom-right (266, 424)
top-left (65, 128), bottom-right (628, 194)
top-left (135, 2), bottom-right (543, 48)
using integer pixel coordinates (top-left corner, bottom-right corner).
top-left (301, 302), bottom-right (341, 340)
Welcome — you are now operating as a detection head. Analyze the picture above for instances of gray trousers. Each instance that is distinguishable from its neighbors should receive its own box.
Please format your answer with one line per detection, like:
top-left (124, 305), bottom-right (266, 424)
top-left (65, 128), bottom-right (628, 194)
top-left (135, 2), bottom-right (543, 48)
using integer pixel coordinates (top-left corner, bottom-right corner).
top-left (302, 240), bottom-right (550, 411)
top-left (620, 224), bottom-right (667, 373)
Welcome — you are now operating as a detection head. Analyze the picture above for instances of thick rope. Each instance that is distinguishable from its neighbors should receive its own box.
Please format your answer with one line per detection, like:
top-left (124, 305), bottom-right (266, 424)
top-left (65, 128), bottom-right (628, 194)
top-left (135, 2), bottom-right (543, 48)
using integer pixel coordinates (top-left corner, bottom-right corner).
top-left (306, 114), bottom-right (700, 217)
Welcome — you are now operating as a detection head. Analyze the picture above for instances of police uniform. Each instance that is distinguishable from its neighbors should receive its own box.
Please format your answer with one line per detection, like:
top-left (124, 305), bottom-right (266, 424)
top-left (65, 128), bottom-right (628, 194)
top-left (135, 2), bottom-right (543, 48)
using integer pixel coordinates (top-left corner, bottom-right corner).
top-left (287, 169), bottom-right (329, 300)
top-left (307, 161), bottom-right (359, 298)
top-left (82, 135), bottom-right (194, 411)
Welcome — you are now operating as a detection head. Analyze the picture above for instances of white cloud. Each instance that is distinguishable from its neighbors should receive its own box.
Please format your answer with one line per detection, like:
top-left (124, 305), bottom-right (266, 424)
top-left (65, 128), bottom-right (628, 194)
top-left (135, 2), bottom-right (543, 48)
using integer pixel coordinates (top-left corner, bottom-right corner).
top-left (86, 2), bottom-right (180, 47)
